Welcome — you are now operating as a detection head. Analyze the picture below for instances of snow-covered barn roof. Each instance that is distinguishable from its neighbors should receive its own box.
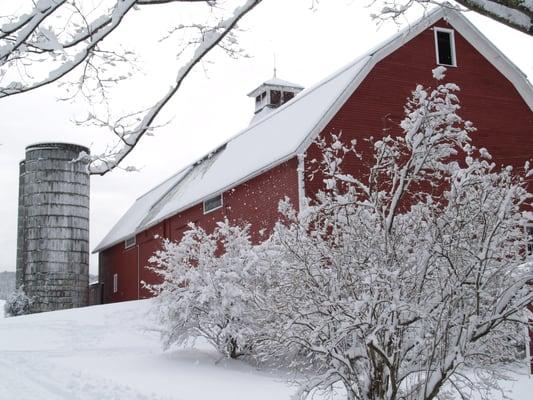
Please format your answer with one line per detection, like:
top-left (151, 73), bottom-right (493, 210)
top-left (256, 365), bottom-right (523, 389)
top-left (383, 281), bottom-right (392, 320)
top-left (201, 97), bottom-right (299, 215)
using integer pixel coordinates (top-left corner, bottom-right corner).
top-left (93, 7), bottom-right (533, 253)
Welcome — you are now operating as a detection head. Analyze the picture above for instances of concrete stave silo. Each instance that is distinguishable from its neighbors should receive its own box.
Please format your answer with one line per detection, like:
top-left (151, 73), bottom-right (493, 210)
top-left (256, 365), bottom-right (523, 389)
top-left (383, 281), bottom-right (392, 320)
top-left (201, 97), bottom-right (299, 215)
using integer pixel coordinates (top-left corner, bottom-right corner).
top-left (16, 143), bottom-right (90, 312)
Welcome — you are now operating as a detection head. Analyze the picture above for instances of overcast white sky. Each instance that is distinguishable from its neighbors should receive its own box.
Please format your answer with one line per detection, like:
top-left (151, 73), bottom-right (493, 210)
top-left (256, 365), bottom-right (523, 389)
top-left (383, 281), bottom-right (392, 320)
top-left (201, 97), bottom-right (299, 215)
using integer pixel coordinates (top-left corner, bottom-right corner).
top-left (0, 1), bottom-right (531, 274)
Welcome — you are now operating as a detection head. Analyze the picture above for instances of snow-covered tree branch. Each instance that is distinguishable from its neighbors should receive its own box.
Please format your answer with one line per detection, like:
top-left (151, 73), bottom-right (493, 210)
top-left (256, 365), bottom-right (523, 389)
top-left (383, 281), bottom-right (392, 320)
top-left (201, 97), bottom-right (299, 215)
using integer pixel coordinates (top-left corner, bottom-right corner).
top-left (373, 0), bottom-right (532, 36)
top-left (0, 0), bottom-right (262, 175)
top-left (1, 1), bottom-right (530, 175)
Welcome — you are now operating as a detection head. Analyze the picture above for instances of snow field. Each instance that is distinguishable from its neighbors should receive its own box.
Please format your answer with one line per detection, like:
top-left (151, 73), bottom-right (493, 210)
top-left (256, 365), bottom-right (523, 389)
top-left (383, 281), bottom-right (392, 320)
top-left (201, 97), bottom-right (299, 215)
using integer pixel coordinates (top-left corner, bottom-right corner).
top-left (0, 299), bottom-right (295, 400)
top-left (0, 299), bottom-right (530, 399)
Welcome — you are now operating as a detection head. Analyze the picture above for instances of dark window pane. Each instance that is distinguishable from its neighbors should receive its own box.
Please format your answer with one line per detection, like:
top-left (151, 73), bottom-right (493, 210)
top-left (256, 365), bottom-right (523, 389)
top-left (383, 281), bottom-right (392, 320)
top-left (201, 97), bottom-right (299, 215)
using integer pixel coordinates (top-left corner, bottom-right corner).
top-left (271, 90), bottom-right (281, 106)
top-left (256, 95), bottom-right (261, 104)
top-left (437, 31), bottom-right (453, 65)
top-left (204, 194), bottom-right (222, 213)
top-left (124, 236), bottom-right (136, 249)
top-left (283, 91), bottom-right (295, 103)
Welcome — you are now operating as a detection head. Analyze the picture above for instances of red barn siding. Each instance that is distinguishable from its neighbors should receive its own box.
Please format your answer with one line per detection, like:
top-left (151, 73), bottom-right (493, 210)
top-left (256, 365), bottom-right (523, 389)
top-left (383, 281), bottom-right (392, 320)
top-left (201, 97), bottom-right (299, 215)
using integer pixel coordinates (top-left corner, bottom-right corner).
top-left (305, 19), bottom-right (532, 197)
top-left (99, 158), bottom-right (299, 303)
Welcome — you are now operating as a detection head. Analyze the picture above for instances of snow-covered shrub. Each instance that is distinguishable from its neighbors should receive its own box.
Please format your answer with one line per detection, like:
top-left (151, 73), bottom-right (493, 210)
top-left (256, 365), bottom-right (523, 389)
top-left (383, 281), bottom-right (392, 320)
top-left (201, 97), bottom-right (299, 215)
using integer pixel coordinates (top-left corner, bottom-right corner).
top-left (4, 286), bottom-right (32, 317)
top-left (149, 221), bottom-right (266, 358)
top-left (251, 75), bottom-right (533, 400)
top-left (151, 71), bottom-right (533, 399)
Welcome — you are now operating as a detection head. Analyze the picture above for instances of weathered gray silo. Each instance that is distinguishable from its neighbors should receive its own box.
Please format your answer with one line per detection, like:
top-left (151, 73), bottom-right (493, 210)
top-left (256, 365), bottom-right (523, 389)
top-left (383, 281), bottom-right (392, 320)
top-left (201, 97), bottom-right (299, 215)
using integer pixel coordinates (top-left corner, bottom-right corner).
top-left (16, 143), bottom-right (90, 313)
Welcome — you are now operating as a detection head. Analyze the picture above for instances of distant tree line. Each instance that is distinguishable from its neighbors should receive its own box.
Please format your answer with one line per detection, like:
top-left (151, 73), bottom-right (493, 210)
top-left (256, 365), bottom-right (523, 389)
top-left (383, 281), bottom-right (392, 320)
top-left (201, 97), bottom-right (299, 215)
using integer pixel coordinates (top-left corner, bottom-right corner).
top-left (0, 271), bottom-right (15, 300)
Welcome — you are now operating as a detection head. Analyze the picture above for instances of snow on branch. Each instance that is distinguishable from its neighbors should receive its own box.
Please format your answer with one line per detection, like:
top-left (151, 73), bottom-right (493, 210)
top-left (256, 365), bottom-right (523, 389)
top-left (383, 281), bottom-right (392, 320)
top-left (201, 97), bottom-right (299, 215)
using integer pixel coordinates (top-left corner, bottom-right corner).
top-left (373, 0), bottom-right (532, 36)
top-left (0, 0), bottom-right (138, 98)
top-left (86, 0), bottom-right (263, 175)
top-left (0, 0), bottom-right (262, 175)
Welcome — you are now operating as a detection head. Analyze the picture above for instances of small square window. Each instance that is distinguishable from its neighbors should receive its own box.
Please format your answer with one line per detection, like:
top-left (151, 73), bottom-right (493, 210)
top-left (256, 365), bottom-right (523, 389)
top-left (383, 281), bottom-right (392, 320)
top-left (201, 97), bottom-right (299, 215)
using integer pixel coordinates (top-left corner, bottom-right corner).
top-left (124, 236), bottom-right (136, 249)
top-left (113, 273), bottom-right (118, 293)
top-left (203, 194), bottom-right (223, 214)
top-left (434, 28), bottom-right (456, 67)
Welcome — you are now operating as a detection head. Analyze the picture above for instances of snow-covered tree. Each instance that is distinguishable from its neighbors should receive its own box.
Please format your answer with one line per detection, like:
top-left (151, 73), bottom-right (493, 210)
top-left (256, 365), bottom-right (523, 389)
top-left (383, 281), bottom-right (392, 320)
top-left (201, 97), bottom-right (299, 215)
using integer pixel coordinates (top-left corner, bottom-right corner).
top-left (1, 1), bottom-right (530, 175)
top-left (252, 71), bottom-right (533, 400)
top-left (151, 69), bottom-right (532, 399)
top-left (4, 286), bottom-right (32, 317)
top-left (148, 221), bottom-right (266, 358)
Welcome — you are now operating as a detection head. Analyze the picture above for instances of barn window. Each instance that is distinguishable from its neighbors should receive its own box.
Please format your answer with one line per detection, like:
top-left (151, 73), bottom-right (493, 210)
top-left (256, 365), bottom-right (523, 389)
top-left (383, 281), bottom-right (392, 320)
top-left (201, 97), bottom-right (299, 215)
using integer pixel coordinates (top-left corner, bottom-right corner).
top-left (203, 193), bottom-right (223, 214)
top-left (124, 235), bottom-right (136, 249)
top-left (526, 225), bottom-right (533, 256)
top-left (283, 91), bottom-right (295, 103)
top-left (113, 273), bottom-right (118, 293)
top-left (270, 90), bottom-right (281, 106)
top-left (434, 28), bottom-right (456, 67)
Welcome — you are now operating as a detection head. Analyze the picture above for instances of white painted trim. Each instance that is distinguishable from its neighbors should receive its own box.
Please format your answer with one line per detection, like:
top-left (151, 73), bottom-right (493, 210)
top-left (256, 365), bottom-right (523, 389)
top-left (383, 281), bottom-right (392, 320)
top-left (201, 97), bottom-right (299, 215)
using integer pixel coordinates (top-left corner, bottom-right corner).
top-left (203, 193), bottom-right (223, 214)
top-left (433, 27), bottom-right (457, 67)
top-left (113, 273), bottom-right (118, 293)
top-left (297, 153), bottom-right (306, 212)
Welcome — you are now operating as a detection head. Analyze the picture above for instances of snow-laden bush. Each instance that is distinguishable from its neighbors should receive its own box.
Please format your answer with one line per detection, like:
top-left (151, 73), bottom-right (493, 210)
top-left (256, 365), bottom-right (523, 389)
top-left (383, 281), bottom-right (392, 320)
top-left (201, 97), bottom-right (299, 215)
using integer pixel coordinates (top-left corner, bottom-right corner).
top-left (4, 286), bottom-right (32, 317)
top-left (252, 76), bottom-right (533, 400)
top-left (152, 71), bottom-right (533, 399)
top-left (149, 221), bottom-right (267, 358)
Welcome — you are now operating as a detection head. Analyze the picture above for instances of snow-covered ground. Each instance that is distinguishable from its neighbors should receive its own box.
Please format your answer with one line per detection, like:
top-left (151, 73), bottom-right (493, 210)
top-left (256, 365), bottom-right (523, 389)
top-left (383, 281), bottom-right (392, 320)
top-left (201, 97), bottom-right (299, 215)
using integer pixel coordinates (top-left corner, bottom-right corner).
top-left (0, 299), bottom-right (295, 400)
top-left (0, 299), bottom-right (531, 400)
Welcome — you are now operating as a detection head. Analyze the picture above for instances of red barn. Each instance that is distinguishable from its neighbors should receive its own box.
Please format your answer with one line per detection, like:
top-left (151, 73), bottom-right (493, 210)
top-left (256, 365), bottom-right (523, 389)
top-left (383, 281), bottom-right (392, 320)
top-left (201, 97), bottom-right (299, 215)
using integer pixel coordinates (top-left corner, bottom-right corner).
top-left (94, 7), bottom-right (532, 365)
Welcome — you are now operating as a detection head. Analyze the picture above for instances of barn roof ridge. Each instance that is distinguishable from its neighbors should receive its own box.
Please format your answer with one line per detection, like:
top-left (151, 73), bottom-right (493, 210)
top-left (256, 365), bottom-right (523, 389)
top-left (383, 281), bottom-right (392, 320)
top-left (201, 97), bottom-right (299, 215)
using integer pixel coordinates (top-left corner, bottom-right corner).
top-left (93, 6), bottom-right (533, 253)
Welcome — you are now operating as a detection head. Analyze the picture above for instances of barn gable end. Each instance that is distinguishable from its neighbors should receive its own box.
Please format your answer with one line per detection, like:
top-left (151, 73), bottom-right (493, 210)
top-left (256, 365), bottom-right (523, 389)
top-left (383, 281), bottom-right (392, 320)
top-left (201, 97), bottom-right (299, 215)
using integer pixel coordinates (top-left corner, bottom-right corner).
top-left (304, 17), bottom-right (533, 198)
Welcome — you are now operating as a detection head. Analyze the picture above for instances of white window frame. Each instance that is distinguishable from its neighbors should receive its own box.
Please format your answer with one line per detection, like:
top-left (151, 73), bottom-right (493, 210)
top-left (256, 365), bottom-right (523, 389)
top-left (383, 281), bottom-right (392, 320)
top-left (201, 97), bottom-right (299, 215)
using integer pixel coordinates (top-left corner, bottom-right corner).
top-left (434, 27), bottom-right (457, 67)
top-left (113, 273), bottom-right (118, 293)
top-left (203, 193), bottom-right (223, 214)
top-left (124, 235), bottom-right (136, 249)
top-left (254, 91), bottom-right (268, 113)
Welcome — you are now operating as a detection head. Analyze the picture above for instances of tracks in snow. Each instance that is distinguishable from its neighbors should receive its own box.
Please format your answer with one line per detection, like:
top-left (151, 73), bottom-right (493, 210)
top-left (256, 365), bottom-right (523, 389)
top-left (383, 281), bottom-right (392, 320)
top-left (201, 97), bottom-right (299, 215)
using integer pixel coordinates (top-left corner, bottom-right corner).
top-left (0, 352), bottom-right (175, 400)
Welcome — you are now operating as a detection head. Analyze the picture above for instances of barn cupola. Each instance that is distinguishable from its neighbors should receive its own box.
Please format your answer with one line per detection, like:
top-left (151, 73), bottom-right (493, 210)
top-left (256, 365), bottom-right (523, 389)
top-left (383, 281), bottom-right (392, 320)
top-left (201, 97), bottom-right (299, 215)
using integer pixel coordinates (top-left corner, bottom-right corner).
top-left (247, 75), bottom-right (303, 123)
